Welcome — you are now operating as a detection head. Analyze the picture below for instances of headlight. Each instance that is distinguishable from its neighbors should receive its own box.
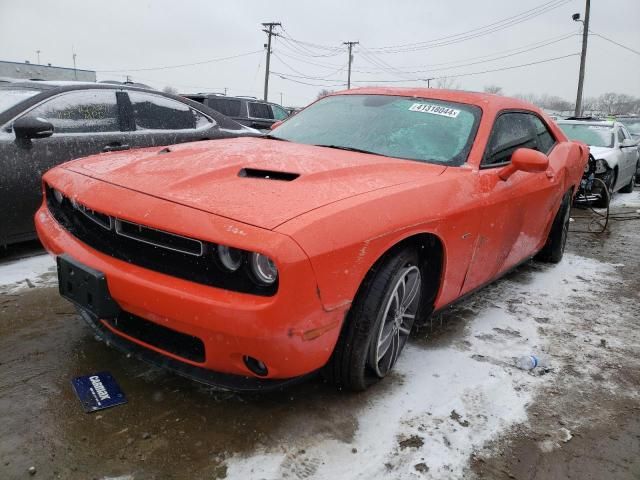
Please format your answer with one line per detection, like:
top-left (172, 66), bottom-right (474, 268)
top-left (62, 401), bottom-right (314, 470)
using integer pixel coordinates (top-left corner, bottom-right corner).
top-left (217, 245), bottom-right (244, 272)
top-left (52, 188), bottom-right (64, 204)
top-left (250, 253), bottom-right (278, 285)
top-left (595, 159), bottom-right (608, 174)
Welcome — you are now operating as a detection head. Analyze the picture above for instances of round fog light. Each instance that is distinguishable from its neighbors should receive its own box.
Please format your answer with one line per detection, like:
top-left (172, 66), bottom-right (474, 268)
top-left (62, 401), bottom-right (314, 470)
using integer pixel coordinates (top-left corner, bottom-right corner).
top-left (250, 253), bottom-right (278, 285)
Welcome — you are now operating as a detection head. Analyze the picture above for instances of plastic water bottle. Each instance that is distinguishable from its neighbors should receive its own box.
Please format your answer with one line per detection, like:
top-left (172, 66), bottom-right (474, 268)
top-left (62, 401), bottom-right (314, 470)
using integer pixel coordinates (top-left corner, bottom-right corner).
top-left (515, 355), bottom-right (547, 370)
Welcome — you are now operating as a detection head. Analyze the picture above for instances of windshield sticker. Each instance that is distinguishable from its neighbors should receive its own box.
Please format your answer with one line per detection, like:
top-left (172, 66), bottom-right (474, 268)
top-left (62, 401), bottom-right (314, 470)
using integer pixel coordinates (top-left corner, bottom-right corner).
top-left (409, 103), bottom-right (460, 118)
top-left (587, 125), bottom-right (610, 130)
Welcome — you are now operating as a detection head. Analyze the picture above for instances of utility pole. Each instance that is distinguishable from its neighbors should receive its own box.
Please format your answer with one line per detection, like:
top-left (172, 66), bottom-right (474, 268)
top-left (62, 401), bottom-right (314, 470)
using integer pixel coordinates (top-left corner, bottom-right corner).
top-left (573, 0), bottom-right (590, 117)
top-left (36, 50), bottom-right (41, 64)
top-left (262, 22), bottom-right (281, 101)
top-left (425, 77), bottom-right (435, 88)
top-left (343, 41), bottom-right (359, 89)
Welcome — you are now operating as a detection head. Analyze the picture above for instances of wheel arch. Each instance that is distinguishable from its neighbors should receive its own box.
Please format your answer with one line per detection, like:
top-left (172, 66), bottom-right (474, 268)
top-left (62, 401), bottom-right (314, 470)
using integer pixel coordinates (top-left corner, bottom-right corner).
top-left (347, 232), bottom-right (446, 323)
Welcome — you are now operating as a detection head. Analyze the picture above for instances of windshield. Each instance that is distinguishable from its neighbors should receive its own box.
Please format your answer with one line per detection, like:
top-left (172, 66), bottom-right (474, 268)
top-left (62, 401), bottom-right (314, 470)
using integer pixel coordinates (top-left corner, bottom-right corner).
top-left (270, 94), bottom-right (481, 165)
top-left (619, 118), bottom-right (640, 137)
top-left (0, 88), bottom-right (41, 114)
top-left (557, 123), bottom-right (614, 148)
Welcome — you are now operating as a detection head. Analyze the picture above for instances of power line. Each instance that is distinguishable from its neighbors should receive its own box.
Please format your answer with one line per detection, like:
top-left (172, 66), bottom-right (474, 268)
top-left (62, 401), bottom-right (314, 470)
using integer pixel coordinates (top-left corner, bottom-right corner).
top-left (273, 53), bottom-right (580, 87)
top-left (365, 0), bottom-right (573, 53)
top-left (590, 31), bottom-right (640, 56)
top-left (274, 31), bottom-right (578, 75)
top-left (96, 50), bottom-right (263, 73)
top-left (271, 72), bottom-right (344, 88)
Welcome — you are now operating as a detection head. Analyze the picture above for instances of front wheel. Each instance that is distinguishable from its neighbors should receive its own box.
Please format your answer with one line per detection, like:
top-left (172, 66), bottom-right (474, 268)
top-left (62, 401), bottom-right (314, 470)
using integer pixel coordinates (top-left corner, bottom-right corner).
top-left (323, 247), bottom-right (422, 391)
top-left (537, 191), bottom-right (572, 264)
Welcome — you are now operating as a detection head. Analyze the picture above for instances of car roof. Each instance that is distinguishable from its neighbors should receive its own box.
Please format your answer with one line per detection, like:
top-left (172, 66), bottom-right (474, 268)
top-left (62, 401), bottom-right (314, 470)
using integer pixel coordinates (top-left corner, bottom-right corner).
top-left (182, 93), bottom-right (283, 106)
top-left (327, 87), bottom-right (541, 112)
top-left (0, 81), bottom-right (252, 131)
top-left (556, 119), bottom-right (617, 127)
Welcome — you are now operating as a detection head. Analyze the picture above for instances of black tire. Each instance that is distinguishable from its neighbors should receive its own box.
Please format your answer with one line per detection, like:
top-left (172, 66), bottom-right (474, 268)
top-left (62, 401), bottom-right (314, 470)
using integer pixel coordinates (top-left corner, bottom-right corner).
top-left (322, 247), bottom-right (422, 391)
top-left (537, 191), bottom-right (572, 264)
top-left (592, 169), bottom-right (615, 208)
top-left (620, 170), bottom-right (636, 193)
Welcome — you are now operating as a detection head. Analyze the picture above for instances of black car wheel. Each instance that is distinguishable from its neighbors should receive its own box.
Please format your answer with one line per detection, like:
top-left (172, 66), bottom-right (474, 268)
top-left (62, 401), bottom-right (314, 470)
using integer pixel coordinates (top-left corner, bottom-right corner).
top-left (323, 247), bottom-right (422, 391)
top-left (621, 166), bottom-right (637, 193)
top-left (537, 191), bottom-right (572, 264)
top-left (593, 169), bottom-right (616, 208)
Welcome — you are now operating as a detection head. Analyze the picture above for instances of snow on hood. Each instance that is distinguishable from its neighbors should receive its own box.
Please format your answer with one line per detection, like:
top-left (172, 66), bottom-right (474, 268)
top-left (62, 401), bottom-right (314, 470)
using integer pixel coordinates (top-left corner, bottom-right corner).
top-left (64, 138), bottom-right (446, 230)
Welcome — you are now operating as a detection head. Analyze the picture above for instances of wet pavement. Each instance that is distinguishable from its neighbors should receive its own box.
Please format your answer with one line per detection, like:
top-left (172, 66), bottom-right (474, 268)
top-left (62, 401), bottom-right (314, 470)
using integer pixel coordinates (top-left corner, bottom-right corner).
top-left (1, 191), bottom-right (639, 479)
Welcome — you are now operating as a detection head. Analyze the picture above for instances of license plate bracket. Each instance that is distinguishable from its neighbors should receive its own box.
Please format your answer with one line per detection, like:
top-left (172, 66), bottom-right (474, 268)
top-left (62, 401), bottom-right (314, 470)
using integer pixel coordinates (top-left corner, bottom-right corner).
top-left (57, 255), bottom-right (119, 318)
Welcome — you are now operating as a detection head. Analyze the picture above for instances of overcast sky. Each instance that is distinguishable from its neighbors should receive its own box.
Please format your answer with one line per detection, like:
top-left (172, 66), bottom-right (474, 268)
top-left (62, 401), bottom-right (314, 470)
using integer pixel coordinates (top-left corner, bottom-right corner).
top-left (1, 0), bottom-right (638, 107)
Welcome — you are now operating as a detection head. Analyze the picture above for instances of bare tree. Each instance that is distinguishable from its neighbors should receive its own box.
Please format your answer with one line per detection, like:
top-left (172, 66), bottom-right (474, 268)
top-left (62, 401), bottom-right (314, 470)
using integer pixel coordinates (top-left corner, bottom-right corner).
top-left (435, 77), bottom-right (460, 90)
top-left (317, 88), bottom-right (334, 99)
top-left (483, 85), bottom-right (503, 95)
top-left (162, 86), bottom-right (178, 95)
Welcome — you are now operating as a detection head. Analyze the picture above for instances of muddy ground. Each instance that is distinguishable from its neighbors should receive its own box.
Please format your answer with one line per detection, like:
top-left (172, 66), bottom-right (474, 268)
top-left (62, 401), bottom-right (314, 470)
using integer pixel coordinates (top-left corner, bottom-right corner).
top-left (0, 191), bottom-right (639, 480)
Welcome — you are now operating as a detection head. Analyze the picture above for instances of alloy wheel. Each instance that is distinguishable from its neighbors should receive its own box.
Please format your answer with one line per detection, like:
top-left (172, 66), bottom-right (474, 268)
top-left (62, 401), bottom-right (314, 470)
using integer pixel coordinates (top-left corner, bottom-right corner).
top-left (369, 265), bottom-right (421, 378)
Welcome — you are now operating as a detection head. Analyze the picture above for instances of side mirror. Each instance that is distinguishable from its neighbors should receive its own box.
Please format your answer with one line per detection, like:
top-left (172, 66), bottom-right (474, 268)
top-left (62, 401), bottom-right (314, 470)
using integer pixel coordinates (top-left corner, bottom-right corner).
top-left (270, 120), bottom-right (283, 130)
top-left (498, 148), bottom-right (549, 181)
top-left (13, 117), bottom-right (54, 139)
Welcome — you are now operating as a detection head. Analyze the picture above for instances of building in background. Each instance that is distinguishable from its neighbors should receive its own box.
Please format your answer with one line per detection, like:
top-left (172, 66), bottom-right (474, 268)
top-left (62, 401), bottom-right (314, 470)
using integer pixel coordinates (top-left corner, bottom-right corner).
top-left (0, 60), bottom-right (96, 82)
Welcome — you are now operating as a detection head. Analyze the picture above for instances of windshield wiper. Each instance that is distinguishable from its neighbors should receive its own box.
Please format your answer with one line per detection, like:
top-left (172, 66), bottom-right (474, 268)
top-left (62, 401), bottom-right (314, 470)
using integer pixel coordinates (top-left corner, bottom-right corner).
top-left (313, 144), bottom-right (383, 156)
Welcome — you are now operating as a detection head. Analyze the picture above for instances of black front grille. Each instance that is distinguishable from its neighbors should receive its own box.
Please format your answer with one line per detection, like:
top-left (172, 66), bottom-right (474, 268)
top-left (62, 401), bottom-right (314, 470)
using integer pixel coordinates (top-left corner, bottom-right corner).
top-left (45, 186), bottom-right (276, 296)
top-left (106, 312), bottom-right (205, 363)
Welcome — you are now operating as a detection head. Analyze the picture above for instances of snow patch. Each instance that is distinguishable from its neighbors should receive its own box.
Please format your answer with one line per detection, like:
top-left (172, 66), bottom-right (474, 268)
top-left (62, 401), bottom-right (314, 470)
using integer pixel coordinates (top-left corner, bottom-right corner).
top-left (225, 254), bottom-right (618, 479)
top-left (0, 254), bottom-right (57, 294)
top-left (610, 189), bottom-right (640, 208)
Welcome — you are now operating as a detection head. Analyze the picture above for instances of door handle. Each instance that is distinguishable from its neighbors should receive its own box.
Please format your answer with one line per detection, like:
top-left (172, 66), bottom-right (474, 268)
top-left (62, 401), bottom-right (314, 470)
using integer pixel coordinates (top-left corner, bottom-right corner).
top-left (103, 143), bottom-right (130, 152)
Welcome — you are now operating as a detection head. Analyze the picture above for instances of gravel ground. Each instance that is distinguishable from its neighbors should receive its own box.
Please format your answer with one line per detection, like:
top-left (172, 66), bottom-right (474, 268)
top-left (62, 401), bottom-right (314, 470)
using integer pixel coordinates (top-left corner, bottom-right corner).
top-left (0, 189), bottom-right (638, 480)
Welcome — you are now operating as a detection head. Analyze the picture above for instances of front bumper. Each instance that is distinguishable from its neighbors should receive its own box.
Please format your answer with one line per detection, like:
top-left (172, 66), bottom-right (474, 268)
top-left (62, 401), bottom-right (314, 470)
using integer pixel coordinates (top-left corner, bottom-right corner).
top-left (76, 307), bottom-right (313, 391)
top-left (35, 179), bottom-right (346, 383)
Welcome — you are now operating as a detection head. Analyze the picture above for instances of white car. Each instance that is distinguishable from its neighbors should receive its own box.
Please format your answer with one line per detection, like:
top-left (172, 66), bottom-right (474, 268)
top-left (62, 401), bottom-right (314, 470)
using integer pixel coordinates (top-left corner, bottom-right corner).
top-left (557, 119), bottom-right (638, 206)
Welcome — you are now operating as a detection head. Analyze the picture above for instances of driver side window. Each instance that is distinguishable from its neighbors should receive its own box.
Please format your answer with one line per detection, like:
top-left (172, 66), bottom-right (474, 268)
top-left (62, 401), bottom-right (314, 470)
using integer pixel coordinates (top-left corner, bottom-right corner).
top-left (482, 112), bottom-right (537, 167)
top-left (23, 90), bottom-right (121, 134)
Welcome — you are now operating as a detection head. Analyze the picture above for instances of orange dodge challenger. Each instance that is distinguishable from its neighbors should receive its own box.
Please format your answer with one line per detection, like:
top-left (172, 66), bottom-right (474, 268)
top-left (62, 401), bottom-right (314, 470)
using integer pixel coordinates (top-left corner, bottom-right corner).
top-left (35, 88), bottom-right (588, 391)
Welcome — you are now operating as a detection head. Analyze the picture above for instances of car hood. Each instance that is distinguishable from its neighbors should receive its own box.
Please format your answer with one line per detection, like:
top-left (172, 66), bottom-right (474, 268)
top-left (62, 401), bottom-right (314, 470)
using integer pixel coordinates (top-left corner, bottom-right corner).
top-left (588, 146), bottom-right (615, 158)
top-left (64, 138), bottom-right (446, 230)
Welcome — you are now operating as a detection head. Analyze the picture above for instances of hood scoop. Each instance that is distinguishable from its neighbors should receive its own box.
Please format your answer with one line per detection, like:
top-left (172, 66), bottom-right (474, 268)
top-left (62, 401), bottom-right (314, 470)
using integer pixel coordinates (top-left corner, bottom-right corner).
top-left (238, 168), bottom-right (299, 182)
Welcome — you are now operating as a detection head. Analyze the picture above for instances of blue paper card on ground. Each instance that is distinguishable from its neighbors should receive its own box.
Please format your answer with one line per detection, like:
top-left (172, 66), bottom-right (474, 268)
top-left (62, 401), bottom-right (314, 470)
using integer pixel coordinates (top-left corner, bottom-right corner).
top-left (72, 371), bottom-right (127, 413)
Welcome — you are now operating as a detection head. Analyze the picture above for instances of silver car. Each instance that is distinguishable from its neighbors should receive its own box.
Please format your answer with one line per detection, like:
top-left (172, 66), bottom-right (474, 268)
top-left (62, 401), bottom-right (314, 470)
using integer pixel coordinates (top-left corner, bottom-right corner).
top-left (557, 119), bottom-right (638, 206)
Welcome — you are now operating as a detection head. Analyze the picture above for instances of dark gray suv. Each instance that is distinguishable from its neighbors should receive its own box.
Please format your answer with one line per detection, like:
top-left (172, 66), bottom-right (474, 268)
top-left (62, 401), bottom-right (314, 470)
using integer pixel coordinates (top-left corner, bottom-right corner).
top-left (183, 94), bottom-right (289, 131)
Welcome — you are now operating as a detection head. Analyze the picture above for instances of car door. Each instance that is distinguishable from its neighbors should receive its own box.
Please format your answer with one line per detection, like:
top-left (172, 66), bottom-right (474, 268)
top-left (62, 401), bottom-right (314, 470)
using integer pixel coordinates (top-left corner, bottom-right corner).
top-left (618, 126), bottom-right (637, 186)
top-left (2, 88), bottom-right (129, 243)
top-left (121, 91), bottom-right (217, 149)
top-left (460, 111), bottom-right (561, 294)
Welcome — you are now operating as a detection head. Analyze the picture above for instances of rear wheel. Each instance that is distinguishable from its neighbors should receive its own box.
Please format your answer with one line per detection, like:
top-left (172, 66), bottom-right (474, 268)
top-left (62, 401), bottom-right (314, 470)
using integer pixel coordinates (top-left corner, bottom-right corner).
top-left (323, 247), bottom-right (422, 391)
top-left (537, 191), bottom-right (572, 264)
